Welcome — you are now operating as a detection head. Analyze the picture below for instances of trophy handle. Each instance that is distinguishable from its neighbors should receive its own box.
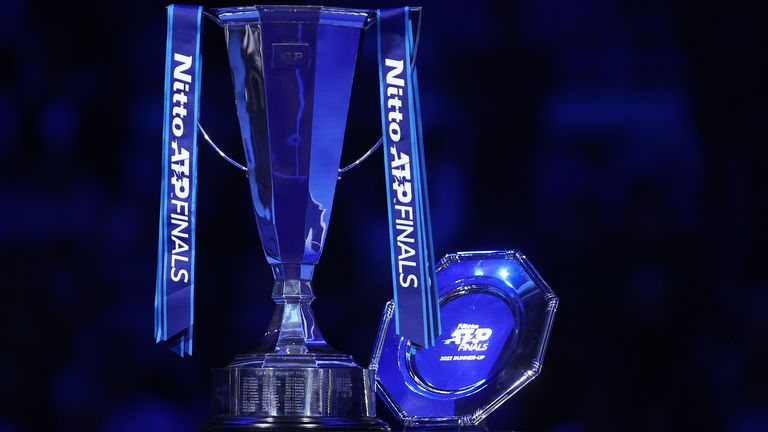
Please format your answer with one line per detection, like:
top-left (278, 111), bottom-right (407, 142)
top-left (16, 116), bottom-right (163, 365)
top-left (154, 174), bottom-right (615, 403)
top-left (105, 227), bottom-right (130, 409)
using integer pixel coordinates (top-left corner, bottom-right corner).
top-left (198, 120), bottom-right (385, 178)
top-left (197, 122), bottom-right (248, 173)
top-left (338, 137), bottom-right (383, 176)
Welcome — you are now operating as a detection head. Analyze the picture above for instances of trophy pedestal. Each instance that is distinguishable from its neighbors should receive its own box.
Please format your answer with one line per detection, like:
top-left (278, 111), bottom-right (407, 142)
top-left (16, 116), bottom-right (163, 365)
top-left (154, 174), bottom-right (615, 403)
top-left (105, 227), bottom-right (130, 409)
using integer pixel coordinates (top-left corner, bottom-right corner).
top-left (203, 354), bottom-right (389, 432)
top-left (202, 416), bottom-right (390, 431)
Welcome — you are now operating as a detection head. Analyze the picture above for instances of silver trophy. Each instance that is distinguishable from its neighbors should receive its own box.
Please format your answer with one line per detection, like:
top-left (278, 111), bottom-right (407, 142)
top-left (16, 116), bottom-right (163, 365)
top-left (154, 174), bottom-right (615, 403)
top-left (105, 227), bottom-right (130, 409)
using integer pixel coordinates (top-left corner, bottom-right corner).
top-left (199, 5), bottom-right (389, 431)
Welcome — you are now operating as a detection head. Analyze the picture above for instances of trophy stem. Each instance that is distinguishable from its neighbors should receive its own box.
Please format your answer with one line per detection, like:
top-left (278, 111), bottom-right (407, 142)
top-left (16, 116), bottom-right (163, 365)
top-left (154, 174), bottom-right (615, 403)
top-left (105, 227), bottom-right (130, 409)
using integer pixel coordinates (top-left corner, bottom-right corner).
top-left (269, 264), bottom-right (327, 357)
top-left (230, 263), bottom-right (356, 368)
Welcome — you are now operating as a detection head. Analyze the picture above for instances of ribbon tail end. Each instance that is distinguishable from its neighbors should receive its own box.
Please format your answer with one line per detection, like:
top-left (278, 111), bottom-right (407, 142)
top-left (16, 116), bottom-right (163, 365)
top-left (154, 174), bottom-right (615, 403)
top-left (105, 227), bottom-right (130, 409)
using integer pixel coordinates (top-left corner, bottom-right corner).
top-left (161, 328), bottom-right (194, 357)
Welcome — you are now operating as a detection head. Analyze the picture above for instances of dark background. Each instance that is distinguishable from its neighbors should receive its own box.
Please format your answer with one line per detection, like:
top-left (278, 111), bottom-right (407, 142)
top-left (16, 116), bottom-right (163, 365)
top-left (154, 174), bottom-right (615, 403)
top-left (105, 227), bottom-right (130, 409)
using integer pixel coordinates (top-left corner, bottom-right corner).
top-left (2, 0), bottom-right (767, 430)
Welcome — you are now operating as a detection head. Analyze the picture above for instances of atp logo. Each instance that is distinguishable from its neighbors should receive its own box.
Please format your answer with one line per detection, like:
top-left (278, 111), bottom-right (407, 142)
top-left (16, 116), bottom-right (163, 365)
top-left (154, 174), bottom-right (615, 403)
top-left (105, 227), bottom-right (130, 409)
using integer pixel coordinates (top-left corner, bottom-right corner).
top-left (443, 323), bottom-right (492, 352)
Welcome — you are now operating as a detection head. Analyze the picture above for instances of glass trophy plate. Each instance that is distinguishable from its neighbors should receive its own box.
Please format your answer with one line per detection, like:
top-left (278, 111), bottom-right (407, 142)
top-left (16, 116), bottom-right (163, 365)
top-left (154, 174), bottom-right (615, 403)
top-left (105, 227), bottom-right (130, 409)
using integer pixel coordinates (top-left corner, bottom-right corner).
top-left (371, 251), bottom-right (558, 430)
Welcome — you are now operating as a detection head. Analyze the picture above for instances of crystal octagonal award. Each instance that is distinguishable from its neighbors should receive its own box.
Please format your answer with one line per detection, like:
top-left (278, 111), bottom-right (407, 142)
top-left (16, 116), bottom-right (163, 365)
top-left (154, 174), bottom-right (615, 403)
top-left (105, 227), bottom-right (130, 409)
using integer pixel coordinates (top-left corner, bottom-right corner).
top-left (371, 251), bottom-right (558, 429)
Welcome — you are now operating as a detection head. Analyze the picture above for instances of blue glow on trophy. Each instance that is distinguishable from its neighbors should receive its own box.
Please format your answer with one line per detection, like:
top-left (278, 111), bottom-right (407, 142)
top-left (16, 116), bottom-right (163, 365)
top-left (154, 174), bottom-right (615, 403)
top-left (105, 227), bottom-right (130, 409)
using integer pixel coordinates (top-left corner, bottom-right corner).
top-left (201, 6), bottom-right (389, 431)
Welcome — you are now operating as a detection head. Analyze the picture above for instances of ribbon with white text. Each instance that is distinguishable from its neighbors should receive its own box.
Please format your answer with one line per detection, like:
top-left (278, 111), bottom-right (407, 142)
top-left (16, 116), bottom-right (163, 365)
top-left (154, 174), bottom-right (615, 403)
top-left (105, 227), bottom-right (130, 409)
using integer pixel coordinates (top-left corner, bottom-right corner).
top-left (377, 7), bottom-right (441, 348)
top-left (154, 4), bottom-right (202, 357)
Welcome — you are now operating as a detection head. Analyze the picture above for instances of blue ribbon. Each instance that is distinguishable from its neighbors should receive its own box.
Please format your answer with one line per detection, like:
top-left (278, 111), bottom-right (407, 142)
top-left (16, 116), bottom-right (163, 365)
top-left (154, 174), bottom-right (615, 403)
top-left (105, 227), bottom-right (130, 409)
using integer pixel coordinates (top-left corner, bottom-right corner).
top-left (377, 7), bottom-right (441, 348)
top-left (154, 4), bottom-right (202, 357)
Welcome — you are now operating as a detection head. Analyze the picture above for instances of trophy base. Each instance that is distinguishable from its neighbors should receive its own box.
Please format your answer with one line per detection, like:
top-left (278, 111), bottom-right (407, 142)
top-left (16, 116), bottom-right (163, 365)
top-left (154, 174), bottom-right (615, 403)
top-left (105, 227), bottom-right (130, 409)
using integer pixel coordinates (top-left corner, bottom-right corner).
top-left (201, 415), bottom-right (390, 431)
top-left (206, 358), bottom-right (388, 432)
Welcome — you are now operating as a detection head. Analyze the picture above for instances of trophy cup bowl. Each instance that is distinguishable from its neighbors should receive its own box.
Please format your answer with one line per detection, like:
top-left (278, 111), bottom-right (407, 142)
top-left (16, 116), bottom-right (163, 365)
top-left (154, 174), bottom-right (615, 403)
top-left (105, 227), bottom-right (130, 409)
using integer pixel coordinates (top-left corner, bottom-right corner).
top-left (201, 6), bottom-right (389, 431)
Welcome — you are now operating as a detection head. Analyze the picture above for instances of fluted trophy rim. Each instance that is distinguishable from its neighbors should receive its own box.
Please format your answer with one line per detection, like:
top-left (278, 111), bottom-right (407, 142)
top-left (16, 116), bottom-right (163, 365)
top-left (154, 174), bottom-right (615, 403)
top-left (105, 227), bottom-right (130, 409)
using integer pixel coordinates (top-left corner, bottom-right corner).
top-left (207, 5), bottom-right (422, 28)
top-left (208, 5), bottom-right (384, 28)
